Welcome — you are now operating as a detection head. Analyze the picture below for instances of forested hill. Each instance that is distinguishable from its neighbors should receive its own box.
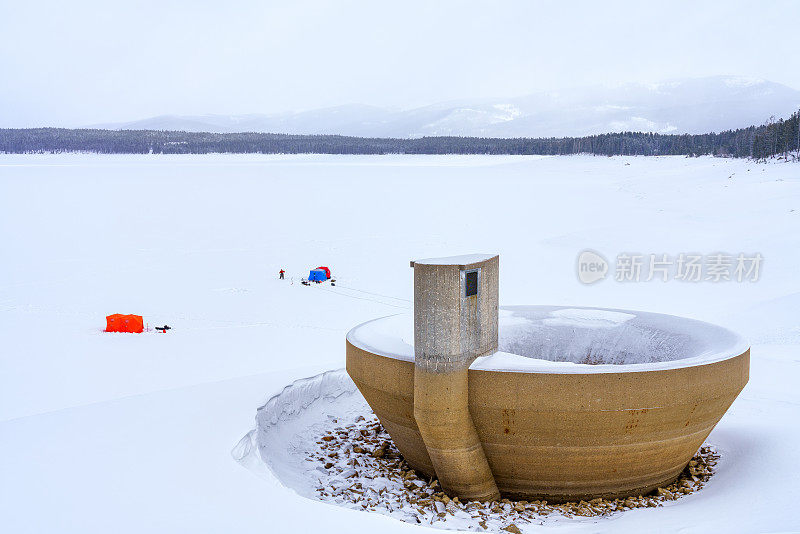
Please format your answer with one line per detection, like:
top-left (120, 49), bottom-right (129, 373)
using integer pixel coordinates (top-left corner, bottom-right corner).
top-left (2, 109), bottom-right (798, 160)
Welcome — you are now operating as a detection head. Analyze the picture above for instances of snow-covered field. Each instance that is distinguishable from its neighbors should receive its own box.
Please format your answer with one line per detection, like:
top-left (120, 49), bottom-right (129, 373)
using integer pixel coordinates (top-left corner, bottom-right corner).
top-left (1, 153), bottom-right (798, 533)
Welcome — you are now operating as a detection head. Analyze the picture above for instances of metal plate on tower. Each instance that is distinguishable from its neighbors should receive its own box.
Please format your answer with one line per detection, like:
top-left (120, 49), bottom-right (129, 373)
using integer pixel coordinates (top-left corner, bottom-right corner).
top-left (465, 270), bottom-right (478, 297)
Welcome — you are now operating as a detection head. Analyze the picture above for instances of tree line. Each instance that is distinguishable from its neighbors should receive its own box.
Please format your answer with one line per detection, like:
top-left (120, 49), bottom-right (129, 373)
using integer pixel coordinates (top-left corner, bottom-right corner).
top-left (2, 109), bottom-right (798, 159)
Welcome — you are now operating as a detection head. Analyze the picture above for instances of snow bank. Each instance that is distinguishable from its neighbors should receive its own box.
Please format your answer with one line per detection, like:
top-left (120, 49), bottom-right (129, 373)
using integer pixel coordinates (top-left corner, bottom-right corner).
top-left (235, 369), bottom-right (368, 496)
top-left (347, 305), bottom-right (749, 374)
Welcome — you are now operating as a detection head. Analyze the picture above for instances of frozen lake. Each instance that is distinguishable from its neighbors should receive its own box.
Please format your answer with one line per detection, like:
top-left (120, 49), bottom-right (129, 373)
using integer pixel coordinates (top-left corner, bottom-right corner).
top-left (1, 153), bottom-right (798, 533)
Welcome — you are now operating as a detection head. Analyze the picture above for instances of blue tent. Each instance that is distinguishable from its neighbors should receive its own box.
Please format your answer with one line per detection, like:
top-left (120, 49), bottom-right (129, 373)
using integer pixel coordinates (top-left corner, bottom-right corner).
top-left (308, 269), bottom-right (327, 282)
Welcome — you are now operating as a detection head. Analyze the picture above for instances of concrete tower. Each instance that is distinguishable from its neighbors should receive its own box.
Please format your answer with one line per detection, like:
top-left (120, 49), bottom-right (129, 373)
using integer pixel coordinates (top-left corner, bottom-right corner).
top-left (410, 254), bottom-right (500, 501)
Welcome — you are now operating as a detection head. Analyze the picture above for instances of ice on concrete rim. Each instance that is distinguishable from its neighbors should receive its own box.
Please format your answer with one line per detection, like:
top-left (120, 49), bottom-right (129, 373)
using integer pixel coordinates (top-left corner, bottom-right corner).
top-left (543, 308), bottom-right (635, 328)
top-left (346, 305), bottom-right (749, 374)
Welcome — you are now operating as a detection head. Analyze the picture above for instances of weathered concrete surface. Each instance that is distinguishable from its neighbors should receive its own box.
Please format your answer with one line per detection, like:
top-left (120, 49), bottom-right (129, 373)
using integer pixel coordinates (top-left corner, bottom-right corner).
top-left (410, 254), bottom-right (500, 501)
top-left (346, 339), bottom-right (750, 502)
top-left (411, 254), bottom-right (499, 373)
top-left (346, 341), bottom-right (435, 475)
top-left (414, 367), bottom-right (500, 501)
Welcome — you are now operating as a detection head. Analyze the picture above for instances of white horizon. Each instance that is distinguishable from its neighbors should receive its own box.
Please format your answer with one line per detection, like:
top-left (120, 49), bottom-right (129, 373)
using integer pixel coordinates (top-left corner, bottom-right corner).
top-left (2, 0), bottom-right (799, 128)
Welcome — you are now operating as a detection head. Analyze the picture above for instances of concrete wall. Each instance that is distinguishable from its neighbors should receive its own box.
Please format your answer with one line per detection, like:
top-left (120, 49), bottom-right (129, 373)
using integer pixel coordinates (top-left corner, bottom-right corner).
top-left (410, 254), bottom-right (501, 501)
top-left (411, 254), bottom-right (498, 373)
top-left (346, 341), bottom-right (750, 502)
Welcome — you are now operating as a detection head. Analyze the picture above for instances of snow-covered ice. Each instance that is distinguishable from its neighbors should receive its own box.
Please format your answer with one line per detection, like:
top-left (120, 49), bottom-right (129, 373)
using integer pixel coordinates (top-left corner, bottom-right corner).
top-left (1, 153), bottom-right (799, 533)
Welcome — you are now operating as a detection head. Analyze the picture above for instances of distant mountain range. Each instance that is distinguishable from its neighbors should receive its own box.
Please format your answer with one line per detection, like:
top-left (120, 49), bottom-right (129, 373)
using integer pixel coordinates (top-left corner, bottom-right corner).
top-left (93, 76), bottom-right (800, 138)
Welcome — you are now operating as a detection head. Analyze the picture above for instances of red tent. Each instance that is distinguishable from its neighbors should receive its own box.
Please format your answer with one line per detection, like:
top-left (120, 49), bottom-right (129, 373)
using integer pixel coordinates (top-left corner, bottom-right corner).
top-left (315, 266), bottom-right (331, 279)
top-left (106, 314), bottom-right (144, 333)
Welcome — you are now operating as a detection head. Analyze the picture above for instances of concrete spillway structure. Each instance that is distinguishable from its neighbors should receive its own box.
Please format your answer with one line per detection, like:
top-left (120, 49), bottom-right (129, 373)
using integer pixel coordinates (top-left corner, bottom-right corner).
top-left (346, 256), bottom-right (750, 502)
top-left (410, 254), bottom-right (500, 501)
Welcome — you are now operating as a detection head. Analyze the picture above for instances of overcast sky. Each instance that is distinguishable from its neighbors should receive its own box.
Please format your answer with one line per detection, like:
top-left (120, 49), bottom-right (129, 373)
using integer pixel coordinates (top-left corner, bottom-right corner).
top-left (1, 0), bottom-right (799, 127)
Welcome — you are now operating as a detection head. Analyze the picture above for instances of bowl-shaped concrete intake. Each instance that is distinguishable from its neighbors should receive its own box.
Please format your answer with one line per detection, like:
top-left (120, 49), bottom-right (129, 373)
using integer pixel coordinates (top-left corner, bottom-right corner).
top-left (346, 309), bottom-right (749, 502)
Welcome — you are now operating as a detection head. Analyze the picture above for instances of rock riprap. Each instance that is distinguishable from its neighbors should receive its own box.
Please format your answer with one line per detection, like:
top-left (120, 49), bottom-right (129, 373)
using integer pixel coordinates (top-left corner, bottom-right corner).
top-left (310, 411), bottom-right (719, 531)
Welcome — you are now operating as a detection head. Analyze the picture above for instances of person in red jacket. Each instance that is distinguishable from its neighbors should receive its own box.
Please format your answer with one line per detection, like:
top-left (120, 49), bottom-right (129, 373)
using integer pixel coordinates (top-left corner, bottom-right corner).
top-left (279, 269), bottom-right (285, 280)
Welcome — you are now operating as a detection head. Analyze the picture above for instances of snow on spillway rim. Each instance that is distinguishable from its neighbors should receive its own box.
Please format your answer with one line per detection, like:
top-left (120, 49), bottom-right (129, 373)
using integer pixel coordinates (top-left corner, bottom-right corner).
top-left (346, 305), bottom-right (749, 374)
